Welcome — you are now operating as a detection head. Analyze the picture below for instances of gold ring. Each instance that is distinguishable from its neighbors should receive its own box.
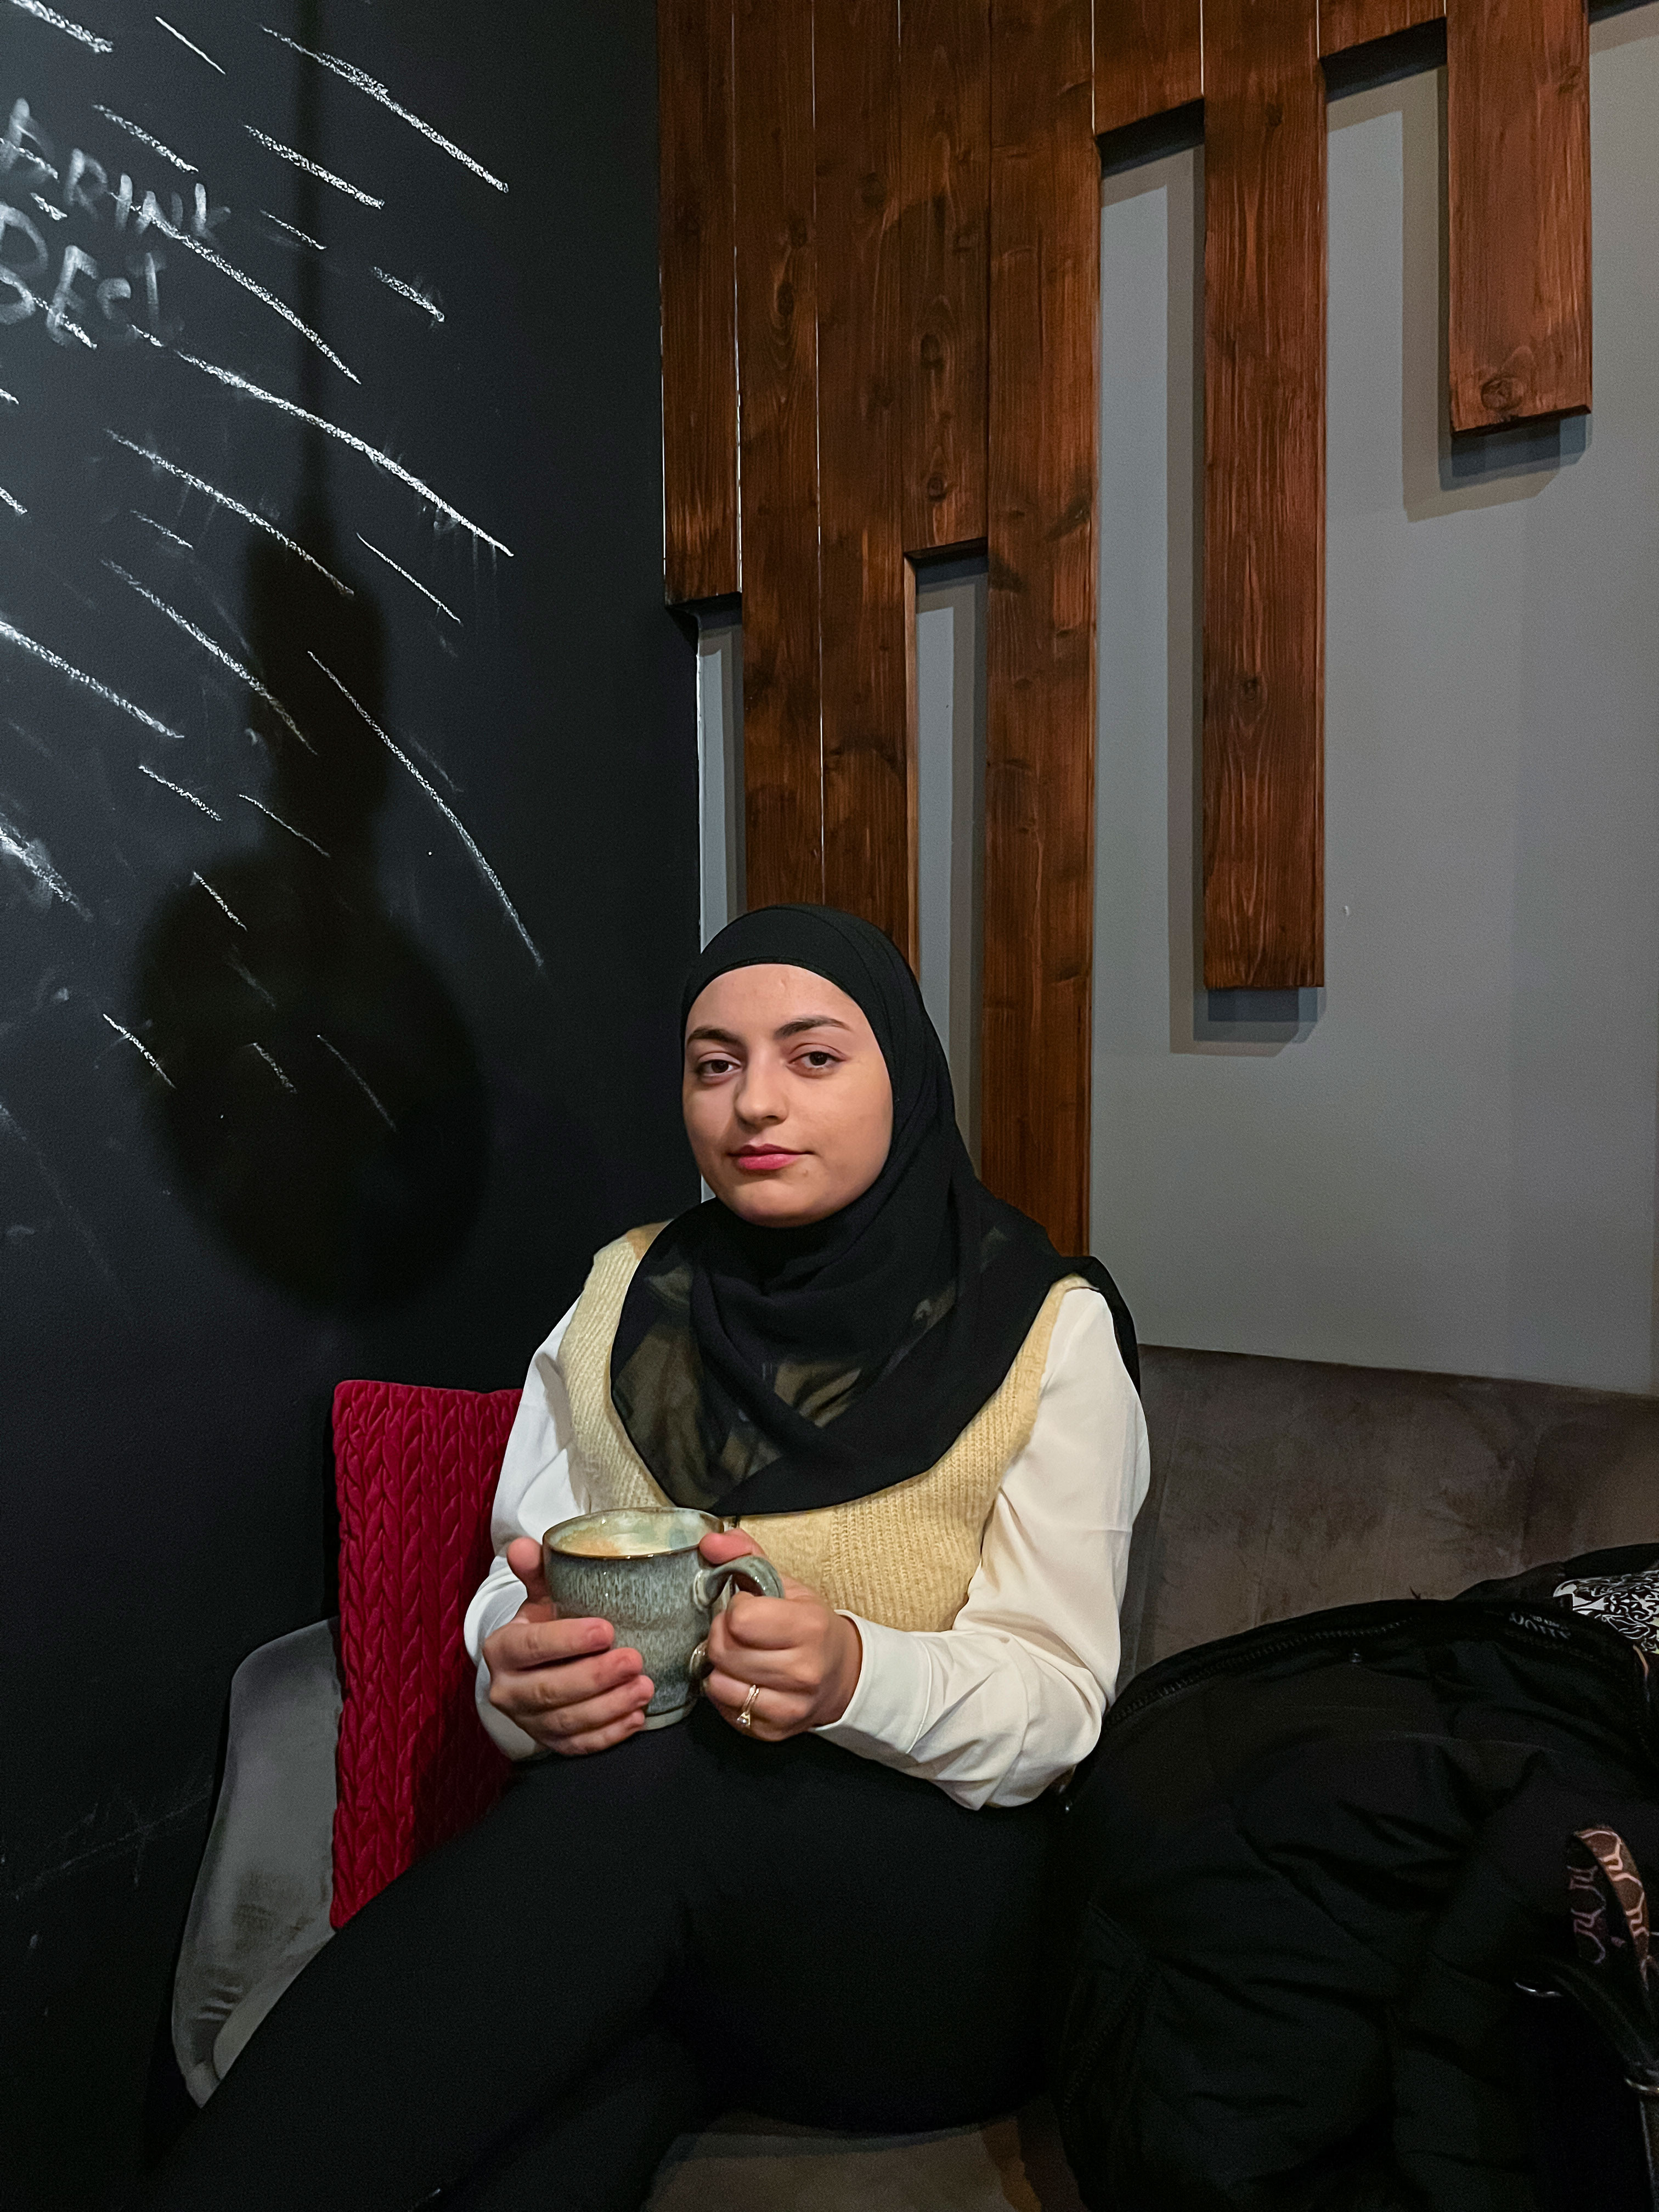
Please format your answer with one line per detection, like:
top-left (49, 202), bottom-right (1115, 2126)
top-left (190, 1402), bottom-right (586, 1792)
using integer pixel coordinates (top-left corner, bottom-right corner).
top-left (737, 1683), bottom-right (760, 1730)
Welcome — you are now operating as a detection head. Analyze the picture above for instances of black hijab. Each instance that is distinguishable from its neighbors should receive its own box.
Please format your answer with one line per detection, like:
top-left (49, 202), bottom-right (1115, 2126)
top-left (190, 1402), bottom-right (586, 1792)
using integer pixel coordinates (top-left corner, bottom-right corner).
top-left (610, 905), bottom-right (1138, 1518)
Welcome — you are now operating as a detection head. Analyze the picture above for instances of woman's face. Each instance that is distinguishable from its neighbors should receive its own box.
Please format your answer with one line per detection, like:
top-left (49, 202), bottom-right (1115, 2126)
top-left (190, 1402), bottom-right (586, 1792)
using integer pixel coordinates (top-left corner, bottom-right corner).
top-left (682, 964), bottom-right (894, 1227)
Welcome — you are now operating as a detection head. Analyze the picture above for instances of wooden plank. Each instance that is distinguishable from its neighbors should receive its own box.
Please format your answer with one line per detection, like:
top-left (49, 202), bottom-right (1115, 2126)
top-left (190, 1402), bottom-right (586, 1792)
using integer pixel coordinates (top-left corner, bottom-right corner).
top-left (733, 0), bottom-right (822, 907)
top-left (1446, 0), bottom-right (1591, 432)
top-left (1094, 0), bottom-right (1202, 137)
top-left (816, 0), bottom-right (914, 955)
top-left (659, 0), bottom-right (739, 605)
top-left (1319, 0), bottom-right (1442, 57)
top-left (984, 0), bottom-right (1098, 1252)
top-left (899, 0), bottom-right (991, 553)
top-left (1201, 0), bottom-right (1327, 991)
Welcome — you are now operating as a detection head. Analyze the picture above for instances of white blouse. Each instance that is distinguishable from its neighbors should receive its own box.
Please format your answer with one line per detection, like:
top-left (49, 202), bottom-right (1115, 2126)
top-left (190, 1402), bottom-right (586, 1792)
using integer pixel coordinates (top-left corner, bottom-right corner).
top-left (464, 1285), bottom-right (1150, 1810)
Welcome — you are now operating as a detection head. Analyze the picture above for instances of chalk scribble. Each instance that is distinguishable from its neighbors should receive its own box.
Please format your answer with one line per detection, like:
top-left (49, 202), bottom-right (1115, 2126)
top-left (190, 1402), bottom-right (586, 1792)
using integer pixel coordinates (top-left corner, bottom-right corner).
top-left (373, 266), bottom-right (442, 323)
top-left (243, 125), bottom-right (383, 209)
top-left (192, 871), bottom-right (245, 928)
top-left (247, 1042), bottom-right (295, 1093)
top-left (145, 203), bottom-right (359, 380)
top-left (239, 791), bottom-right (329, 857)
top-left (105, 561), bottom-right (315, 753)
top-left (8, 0), bottom-right (112, 55)
top-left (133, 511), bottom-right (193, 550)
top-left (178, 352), bottom-right (514, 557)
top-left (356, 533), bottom-right (459, 624)
top-left (154, 14), bottom-right (222, 72)
top-left (109, 432), bottom-right (354, 596)
top-left (0, 808), bottom-right (88, 915)
top-left (0, 613), bottom-right (185, 740)
top-left (101, 1012), bottom-right (174, 1087)
top-left (260, 27), bottom-right (507, 192)
top-left (137, 761), bottom-right (220, 818)
top-left (317, 1032), bottom-right (394, 1127)
top-left (261, 210), bottom-right (324, 251)
top-left (92, 104), bottom-right (195, 173)
top-left (30, 193), bottom-right (66, 220)
top-left (0, 1097), bottom-right (119, 1288)
top-left (309, 651), bottom-right (542, 969)
top-left (0, 486), bottom-right (24, 516)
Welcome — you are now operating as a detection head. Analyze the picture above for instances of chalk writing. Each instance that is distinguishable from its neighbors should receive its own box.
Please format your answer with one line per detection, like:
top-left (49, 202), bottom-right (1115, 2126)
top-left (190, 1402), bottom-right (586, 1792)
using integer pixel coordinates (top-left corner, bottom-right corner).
top-left (259, 27), bottom-right (507, 193)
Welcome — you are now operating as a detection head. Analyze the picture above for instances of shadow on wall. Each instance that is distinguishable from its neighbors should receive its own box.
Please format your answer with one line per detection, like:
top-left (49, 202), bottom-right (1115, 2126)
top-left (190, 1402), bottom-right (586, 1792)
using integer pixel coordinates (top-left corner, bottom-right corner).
top-left (127, 0), bottom-right (489, 1312)
top-left (133, 510), bottom-right (489, 1311)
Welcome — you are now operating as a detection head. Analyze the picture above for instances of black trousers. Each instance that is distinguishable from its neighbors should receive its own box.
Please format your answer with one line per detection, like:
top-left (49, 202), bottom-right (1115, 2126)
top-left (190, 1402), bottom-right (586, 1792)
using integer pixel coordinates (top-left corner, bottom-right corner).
top-left (138, 1701), bottom-right (1054, 2212)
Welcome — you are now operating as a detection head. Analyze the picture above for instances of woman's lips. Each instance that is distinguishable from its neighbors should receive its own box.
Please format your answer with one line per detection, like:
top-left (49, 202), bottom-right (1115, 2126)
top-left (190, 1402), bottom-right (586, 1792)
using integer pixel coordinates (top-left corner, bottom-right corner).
top-left (733, 1148), bottom-right (801, 1172)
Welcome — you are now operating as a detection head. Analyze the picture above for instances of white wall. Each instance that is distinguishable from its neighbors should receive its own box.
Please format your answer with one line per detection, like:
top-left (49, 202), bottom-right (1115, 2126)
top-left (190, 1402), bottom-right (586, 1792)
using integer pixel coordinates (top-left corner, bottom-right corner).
top-left (1092, 9), bottom-right (1659, 1393)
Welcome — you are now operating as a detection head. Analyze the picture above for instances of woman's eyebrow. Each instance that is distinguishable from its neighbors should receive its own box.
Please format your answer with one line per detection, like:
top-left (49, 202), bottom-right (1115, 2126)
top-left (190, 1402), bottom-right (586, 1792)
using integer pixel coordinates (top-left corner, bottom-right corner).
top-left (685, 1024), bottom-right (742, 1047)
top-left (775, 1015), bottom-right (852, 1039)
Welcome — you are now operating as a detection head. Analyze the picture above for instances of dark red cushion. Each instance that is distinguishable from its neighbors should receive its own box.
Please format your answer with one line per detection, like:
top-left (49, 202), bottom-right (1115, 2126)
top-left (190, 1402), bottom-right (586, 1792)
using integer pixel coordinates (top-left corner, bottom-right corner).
top-left (330, 1378), bottom-right (521, 1926)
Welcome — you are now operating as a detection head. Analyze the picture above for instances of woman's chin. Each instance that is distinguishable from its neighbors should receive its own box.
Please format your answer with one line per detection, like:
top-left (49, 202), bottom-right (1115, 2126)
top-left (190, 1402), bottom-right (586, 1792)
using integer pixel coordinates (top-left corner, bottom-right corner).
top-left (719, 1178), bottom-right (833, 1229)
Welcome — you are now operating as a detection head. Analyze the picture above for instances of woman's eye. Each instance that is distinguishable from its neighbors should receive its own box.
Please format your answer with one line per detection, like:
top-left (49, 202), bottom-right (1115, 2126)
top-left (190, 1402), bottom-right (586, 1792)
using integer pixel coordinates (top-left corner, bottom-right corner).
top-left (798, 1050), bottom-right (840, 1071)
top-left (697, 1056), bottom-right (737, 1079)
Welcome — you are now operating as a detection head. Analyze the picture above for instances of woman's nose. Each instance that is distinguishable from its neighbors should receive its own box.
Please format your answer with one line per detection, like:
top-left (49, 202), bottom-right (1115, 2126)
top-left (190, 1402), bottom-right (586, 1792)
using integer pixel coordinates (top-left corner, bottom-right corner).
top-left (735, 1063), bottom-right (786, 1124)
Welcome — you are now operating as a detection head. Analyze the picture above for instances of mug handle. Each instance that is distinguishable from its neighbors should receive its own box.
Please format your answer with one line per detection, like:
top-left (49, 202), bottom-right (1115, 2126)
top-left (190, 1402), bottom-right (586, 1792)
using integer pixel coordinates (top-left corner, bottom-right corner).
top-left (692, 1555), bottom-right (785, 1609)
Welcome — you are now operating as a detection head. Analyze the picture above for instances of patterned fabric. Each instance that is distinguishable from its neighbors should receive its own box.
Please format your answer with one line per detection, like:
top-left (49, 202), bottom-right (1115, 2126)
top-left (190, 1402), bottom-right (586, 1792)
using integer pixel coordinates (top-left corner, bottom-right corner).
top-left (331, 1378), bottom-right (520, 1926)
top-left (1554, 1566), bottom-right (1659, 1656)
top-left (1567, 1826), bottom-right (1655, 1990)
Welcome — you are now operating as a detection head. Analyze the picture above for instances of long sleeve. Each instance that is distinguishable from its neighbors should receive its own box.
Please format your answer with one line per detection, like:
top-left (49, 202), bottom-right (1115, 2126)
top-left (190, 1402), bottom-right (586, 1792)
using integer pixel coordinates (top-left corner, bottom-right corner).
top-left (813, 1287), bottom-right (1149, 1810)
top-left (462, 1302), bottom-right (583, 1760)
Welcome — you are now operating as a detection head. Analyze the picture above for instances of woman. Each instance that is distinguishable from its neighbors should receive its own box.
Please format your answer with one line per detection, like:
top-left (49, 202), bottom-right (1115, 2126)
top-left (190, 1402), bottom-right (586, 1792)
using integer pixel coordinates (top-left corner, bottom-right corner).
top-left (140, 905), bottom-right (1148, 2212)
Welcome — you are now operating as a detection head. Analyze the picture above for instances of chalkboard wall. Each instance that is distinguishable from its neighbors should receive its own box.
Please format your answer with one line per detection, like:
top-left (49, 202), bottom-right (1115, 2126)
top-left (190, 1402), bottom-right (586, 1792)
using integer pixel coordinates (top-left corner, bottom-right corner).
top-left (0, 3), bottom-right (696, 2202)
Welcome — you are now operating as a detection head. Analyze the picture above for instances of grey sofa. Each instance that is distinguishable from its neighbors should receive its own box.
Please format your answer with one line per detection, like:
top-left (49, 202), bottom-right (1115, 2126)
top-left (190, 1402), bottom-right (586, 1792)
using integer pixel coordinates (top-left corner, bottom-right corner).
top-left (172, 1344), bottom-right (1659, 2208)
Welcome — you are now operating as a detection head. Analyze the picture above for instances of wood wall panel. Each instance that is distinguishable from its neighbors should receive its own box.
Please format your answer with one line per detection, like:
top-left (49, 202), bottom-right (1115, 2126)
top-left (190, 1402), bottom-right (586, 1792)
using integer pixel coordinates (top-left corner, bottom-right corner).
top-left (1202, 0), bottom-right (1327, 991)
top-left (1319, 0), bottom-right (1443, 57)
top-left (733, 0), bottom-right (823, 907)
top-left (659, 0), bottom-right (738, 605)
top-left (984, 0), bottom-right (1098, 1253)
top-left (899, 0), bottom-right (991, 553)
top-left (1095, 0), bottom-right (1202, 138)
top-left (816, 0), bottom-right (913, 953)
top-left (1447, 0), bottom-right (1592, 431)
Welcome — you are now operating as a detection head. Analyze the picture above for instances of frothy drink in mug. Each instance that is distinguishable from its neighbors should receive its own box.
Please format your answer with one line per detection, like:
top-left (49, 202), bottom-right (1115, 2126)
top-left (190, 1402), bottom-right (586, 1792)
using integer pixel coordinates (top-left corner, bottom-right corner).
top-left (540, 1508), bottom-right (784, 1728)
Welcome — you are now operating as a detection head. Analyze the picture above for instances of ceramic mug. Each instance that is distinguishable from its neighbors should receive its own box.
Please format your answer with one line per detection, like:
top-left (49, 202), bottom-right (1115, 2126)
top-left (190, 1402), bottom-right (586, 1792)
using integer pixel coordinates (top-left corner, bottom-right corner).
top-left (541, 1506), bottom-right (785, 1729)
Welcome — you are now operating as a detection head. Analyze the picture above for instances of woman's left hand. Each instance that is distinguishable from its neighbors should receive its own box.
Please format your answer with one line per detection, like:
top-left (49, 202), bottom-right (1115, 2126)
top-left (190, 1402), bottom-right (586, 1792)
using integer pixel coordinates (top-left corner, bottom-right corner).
top-left (698, 1528), bottom-right (862, 1741)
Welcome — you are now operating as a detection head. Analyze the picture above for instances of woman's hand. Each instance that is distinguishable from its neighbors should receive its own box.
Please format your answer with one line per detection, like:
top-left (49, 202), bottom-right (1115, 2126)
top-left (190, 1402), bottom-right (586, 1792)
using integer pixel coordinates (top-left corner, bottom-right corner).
top-left (698, 1528), bottom-right (862, 1741)
top-left (481, 1538), bottom-right (655, 1756)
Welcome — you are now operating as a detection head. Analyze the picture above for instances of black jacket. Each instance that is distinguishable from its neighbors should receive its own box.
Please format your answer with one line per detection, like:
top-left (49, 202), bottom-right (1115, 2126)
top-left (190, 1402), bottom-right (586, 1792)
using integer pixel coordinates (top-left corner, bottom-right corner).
top-left (1048, 1545), bottom-right (1659, 2211)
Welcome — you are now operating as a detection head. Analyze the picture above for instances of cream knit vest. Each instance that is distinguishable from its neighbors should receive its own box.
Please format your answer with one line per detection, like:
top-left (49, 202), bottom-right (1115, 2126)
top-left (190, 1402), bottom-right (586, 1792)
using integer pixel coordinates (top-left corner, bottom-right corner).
top-left (560, 1226), bottom-right (1084, 1633)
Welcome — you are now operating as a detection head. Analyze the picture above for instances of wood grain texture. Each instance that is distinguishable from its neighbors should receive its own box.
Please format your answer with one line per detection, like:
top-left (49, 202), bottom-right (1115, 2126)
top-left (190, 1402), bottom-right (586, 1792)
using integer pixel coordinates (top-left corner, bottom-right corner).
top-left (899, 0), bottom-right (991, 552)
top-left (1095, 0), bottom-right (1202, 135)
top-left (1318, 0), bottom-right (1442, 57)
top-left (1201, 0), bottom-right (1327, 991)
top-left (1447, 0), bottom-right (1591, 431)
top-left (816, 0), bottom-right (915, 954)
top-left (984, 0), bottom-right (1098, 1252)
top-left (659, 0), bottom-right (739, 605)
top-left (733, 0), bottom-right (823, 907)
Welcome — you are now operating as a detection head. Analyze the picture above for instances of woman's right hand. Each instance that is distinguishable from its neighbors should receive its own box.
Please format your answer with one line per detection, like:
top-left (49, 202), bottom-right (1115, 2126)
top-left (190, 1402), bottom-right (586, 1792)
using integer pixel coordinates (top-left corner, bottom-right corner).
top-left (482, 1538), bottom-right (654, 1754)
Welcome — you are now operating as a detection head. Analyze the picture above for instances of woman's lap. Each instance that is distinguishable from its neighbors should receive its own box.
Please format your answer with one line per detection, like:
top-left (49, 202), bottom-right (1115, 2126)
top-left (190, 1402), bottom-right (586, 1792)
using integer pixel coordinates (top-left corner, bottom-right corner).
top-left (139, 1706), bottom-right (1051, 2208)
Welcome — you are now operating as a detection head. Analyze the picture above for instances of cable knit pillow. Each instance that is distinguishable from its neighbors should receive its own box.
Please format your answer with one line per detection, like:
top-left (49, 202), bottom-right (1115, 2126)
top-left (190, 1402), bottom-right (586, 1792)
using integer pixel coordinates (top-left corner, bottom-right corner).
top-left (330, 1378), bottom-right (520, 1925)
